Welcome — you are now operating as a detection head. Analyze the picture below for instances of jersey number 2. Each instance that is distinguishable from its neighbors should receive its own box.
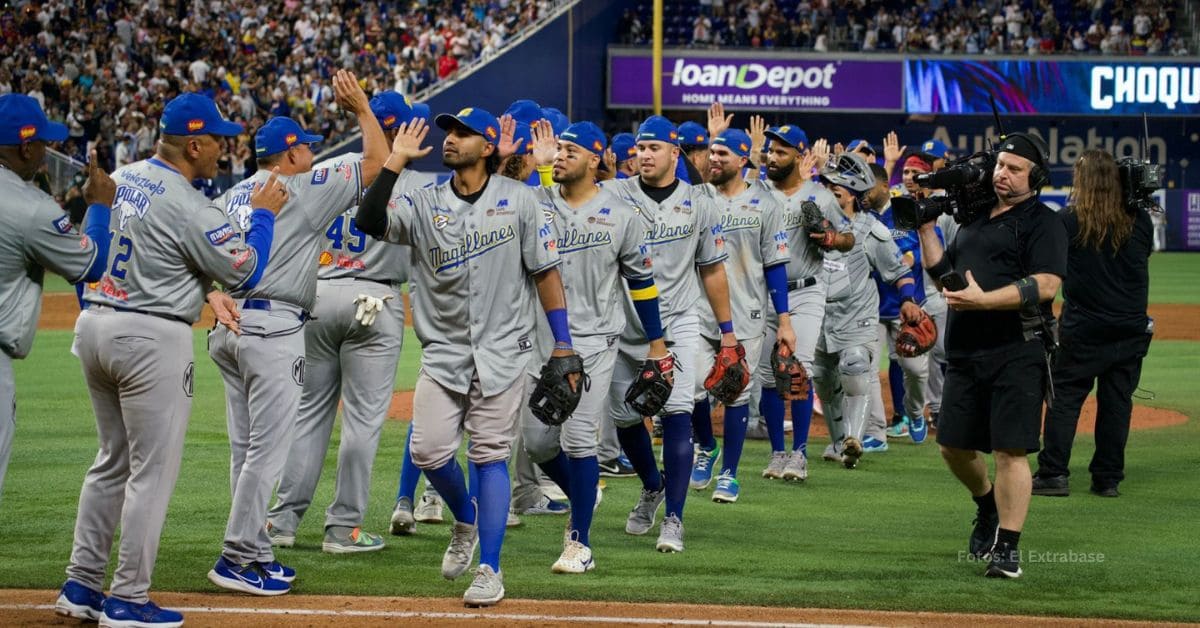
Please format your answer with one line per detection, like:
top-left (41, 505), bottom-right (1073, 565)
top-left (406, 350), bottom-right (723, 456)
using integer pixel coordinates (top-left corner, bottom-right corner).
top-left (109, 233), bottom-right (133, 279)
top-left (326, 216), bottom-right (365, 253)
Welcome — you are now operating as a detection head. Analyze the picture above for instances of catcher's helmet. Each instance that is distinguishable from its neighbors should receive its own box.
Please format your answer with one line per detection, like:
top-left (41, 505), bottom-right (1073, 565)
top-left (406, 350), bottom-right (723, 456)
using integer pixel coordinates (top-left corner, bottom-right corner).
top-left (819, 152), bottom-right (876, 194)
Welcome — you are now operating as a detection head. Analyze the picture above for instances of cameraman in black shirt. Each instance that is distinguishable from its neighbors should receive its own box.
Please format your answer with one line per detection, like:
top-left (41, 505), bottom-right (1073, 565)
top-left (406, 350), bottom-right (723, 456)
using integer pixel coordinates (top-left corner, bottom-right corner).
top-left (1033, 150), bottom-right (1153, 499)
top-left (917, 133), bottom-right (1068, 580)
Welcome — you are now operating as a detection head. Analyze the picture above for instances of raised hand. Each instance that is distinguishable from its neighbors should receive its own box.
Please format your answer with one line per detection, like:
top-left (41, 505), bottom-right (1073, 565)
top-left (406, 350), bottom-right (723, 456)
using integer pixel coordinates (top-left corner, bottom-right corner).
top-left (530, 119), bottom-right (556, 168)
top-left (391, 118), bottom-right (433, 160)
top-left (883, 131), bottom-right (905, 166)
top-left (82, 150), bottom-right (116, 207)
top-left (597, 147), bottom-right (617, 181)
top-left (496, 113), bottom-right (519, 159)
top-left (809, 138), bottom-right (831, 167)
top-left (332, 69), bottom-right (370, 115)
top-left (707, 101), bottom-right (733, 139)
top-left (250, 167), bottom-right (289, 214)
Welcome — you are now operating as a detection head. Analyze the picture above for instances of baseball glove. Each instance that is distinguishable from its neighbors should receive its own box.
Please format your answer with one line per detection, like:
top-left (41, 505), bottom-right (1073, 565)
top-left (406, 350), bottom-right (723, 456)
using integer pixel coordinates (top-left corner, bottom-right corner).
top-left (895, 310), bottom-right (937, 357)
top-left (799, 201), bottom-right (837, 251)
top-left (528, 353), bottom-right (588, 426)
top-left (770, 342), bottom-right (809, 400)
top-left (704, 343), bottom-right (750, 405)
top-left (625, 353), bottom-right (676, 416)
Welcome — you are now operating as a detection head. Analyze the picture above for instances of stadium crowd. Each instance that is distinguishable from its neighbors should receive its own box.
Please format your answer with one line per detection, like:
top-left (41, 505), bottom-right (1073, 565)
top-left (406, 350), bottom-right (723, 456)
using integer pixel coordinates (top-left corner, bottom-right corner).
top-left (619, 0), bottom-right (1186, 55)
top-left (0, 0), bottom-right (563, 177)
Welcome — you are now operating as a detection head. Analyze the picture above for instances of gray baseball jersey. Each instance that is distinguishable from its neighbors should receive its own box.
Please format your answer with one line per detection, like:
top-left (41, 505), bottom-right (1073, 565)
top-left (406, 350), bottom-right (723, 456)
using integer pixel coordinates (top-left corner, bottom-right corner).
top-left (531, 184), bottom-right (654, 359)
top-left (0, 168), bottom-right (99, 358)
top-left (599, 177), bottom-right (726, 342)
top-left (382, 174), bottom-right (559, 396)
top-left (83, 158), bottom-right (264, 318)
top-left (696, 180), bottom-right (789, 340)
top-left (216, 158), bottom-right (364, 309)
top-left (820, 210), bottom-right (903, 352)
top-left (767, 179), bottom-right (844, 281)
top-left (314, 154), bottom-right (416, 284)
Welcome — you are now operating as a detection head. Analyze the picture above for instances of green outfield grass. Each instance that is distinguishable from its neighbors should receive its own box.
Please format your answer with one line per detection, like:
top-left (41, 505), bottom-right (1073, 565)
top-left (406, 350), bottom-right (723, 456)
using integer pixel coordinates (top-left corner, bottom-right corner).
top-left (2, 326), bottom-right (1198, 622)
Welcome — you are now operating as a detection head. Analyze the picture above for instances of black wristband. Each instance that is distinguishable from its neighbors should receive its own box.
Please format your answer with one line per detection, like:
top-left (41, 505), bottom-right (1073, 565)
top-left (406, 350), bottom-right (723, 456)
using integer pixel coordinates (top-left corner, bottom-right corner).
top-left (1014, 277), bottom-right (1040, 314)
top-left (356, 166), bottom-right (400, 238)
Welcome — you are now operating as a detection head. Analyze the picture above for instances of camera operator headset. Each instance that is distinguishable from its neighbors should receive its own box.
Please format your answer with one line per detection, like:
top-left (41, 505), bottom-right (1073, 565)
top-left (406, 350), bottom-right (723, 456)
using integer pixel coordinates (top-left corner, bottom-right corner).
top-left (915, 131), bottom-right (1069, 580)
top-left (1032, 149), bottom-right (1154, 499)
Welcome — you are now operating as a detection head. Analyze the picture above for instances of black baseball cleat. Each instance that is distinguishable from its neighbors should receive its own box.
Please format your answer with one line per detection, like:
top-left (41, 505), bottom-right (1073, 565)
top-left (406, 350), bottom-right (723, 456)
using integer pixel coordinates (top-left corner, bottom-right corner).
top-left (969, 509), bottom-right (1000, 559)
top-left (984, 541), bottom-right (1022, 579)
top-left (599, 457), bottom-right (637, 478)
top-left (1032, 474), bottom-right (1070, 497)
top-left (1090, 483), bottom-right (1120, 497)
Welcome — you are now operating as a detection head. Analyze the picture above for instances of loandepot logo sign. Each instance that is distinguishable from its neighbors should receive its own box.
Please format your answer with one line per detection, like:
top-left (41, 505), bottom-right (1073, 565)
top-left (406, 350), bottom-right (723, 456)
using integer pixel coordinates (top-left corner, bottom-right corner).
top-left (671, 59), bottom-right (837, 95)
top-left (1090, 65), bottom-right (1200, 111)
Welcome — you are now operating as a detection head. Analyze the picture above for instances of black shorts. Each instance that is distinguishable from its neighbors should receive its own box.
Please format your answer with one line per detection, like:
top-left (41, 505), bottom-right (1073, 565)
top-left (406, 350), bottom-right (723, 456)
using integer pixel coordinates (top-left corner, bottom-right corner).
top-left (937, 341), bottom-right (1047, 454)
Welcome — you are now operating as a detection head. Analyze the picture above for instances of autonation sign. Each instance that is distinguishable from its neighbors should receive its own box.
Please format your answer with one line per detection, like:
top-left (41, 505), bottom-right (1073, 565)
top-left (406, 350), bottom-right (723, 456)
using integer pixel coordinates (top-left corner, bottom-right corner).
top-left (609, 50), bottom-right (903, 112)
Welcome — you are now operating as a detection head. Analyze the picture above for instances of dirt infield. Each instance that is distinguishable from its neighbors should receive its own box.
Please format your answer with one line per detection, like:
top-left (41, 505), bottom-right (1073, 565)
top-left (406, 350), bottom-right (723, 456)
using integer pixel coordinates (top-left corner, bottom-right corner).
top-left (2, 589), bottom-right (1192, 627)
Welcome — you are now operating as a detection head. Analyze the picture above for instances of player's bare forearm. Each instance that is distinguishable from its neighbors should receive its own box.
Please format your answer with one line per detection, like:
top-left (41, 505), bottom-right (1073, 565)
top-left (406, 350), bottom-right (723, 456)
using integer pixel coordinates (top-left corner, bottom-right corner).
top-left (918, 222), bottom-right (945, 270)
top-left (533, 266), bottom-right (568, 315)
top-left (699, 262), bottom-right (737, 346)
top-left (833, 231), bottom-right (854, 252)
top-left (357, 108), bottom-right (387, 187)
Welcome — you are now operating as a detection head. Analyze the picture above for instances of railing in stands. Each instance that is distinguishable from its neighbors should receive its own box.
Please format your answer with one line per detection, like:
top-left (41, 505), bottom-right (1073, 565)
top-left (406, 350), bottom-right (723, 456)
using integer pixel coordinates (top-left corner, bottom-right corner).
top-left (44, 148), bottom-right (85, 198)
top-left (318, 0), bottom-right (581, 159)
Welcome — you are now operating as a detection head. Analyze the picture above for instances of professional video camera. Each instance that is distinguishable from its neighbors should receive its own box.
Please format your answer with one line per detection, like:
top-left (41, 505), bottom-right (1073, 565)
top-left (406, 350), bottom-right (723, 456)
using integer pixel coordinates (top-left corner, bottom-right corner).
top-left (891, 149), bottom-right (999, 231)
top-left (1118, 157), bottom-right (1163, 214)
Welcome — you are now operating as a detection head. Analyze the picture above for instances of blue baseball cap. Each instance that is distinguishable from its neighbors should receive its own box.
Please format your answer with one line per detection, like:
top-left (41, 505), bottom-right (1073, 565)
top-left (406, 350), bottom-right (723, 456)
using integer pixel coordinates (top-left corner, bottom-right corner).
top-left (847, 139), bottom-right (875, 154)
top-left (611, 132), bottom-right (637, 162)
top-left (435, 107), bottom-right (501, 144)
top-left (918, 139), bottom-right (952, 160)
top-left (636, 115), bottom-right (679, 145)
top-left (411, 102), bottom-right (431, 122)
top-left (677, 121), bottom-right (709, 148)
top-left (504, 99), bottom-right (542, 126)
top-left (254, 117), bottom-right (323, 158)
top-left (540, 107), bottom-right (570, 135)
top-left (560, 121), bottom-right (607, 157)
top-left (712, 129), bottom-right (752, 158)
top-left (160, 93), bottom-right (243, 137)
top-left (369, 92), bottom-right (414, 130)
top-left (0, 94), bottom-right (68, 145)
top-left (765, 124), bottom-right (808, 151)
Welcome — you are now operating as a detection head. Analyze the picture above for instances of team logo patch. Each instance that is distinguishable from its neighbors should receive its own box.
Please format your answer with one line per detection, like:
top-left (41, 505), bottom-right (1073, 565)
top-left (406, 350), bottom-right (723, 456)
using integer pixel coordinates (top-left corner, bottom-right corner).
top-left (311, 168), bottom-right (329, 185)
top-left (318, 251), bottom-right (334, 266)
top-left (19, 125), bottom-right (37, 141)
top-left (696, 135), bottom-right (705, 143)
top-left (52, 215), bottom-right (73, 234)
top-left (114, 185), bottom-right (152, 230)
top-left (587, 216), bottom-right (595, 223)
top-left (433, 214), bottom-right (450, 230)
top-left (486, 126), bottom-right (498, 140)
top-left (187, 119), bottom-right (205, 132)
top-left (232, 249), bottom-right (252, 269)
top-left (336, 162), bottom-right (353, 181)
top-left (206, 224), bottom-right (239, 246)
top-left (517, 335), bottom-right (532, 352)
top-left (382, 115), bottom-right (397, 127)
top-left (599, 207), bottom-right (611, 215)
top-left (780, 126), bottom-right (791, 133)
top-left (626, 147), bottom-right (636, 157)
top-left (668, 131), bottom-right (678, 140)
top-left (497, 199), bottom-right (508, 208)
top-left (285, 133), bottom-right (298, 146)
top-left (458, 107), bottom-right (474, 116)
top-left (183, 362), bottom-right (194, 397)
top-left (739, 142), bottom-right (749, 152)
top-left (542, 208), bottom-right (555, 223)
top-left (593, 140), bottom-right (604, 151)
top-left (751, 310), bottom-right (762, 320)
top-left (292, 357), bottom-right (305, 386)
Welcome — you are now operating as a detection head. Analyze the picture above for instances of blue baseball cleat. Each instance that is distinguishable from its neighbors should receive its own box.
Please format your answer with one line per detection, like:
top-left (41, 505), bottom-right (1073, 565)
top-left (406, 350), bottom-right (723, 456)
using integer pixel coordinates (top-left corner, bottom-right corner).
top-left (909, 415), bottom-right (929, 444)
top-left (689, 444), bottom-right (721, 490)
top-left (207, 556), bottom-right (291, 596)
top-left (100, 597), bottom-right (184, 627)
top-left (54, 580), bottom-right (104, 621)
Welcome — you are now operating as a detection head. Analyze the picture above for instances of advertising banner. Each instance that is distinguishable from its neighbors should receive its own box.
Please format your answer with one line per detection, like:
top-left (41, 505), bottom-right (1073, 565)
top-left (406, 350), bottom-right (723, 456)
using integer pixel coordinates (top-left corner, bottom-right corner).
top-left (608, 51), bottom-right (904, 112)
top-left (905, 58), bottom-right (1200, 116)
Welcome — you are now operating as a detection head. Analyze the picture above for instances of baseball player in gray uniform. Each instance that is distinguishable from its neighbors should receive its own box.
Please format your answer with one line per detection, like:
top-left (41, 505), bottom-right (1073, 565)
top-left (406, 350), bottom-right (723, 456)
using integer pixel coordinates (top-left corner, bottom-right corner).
top-left (206, 70), bottom-right (388, 596)
top-left (59, 93), bottom-right (286, 627)
top-left (519, 120), bottom-right (666, 573)
top-left (755, 125), bottom-right (854, 482)
top-left (813, 153), bottom-right (921, 470)
top-left (355, 106), bottom-right (574, 606)
top-left (688, 128), bottom-right (794, 504)
top-left (600, 115), bottom-right (735, 554)
top-left (266, 92), bottom-right (424, 554)
top-left (0, 95), bottom-right (108, 511)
